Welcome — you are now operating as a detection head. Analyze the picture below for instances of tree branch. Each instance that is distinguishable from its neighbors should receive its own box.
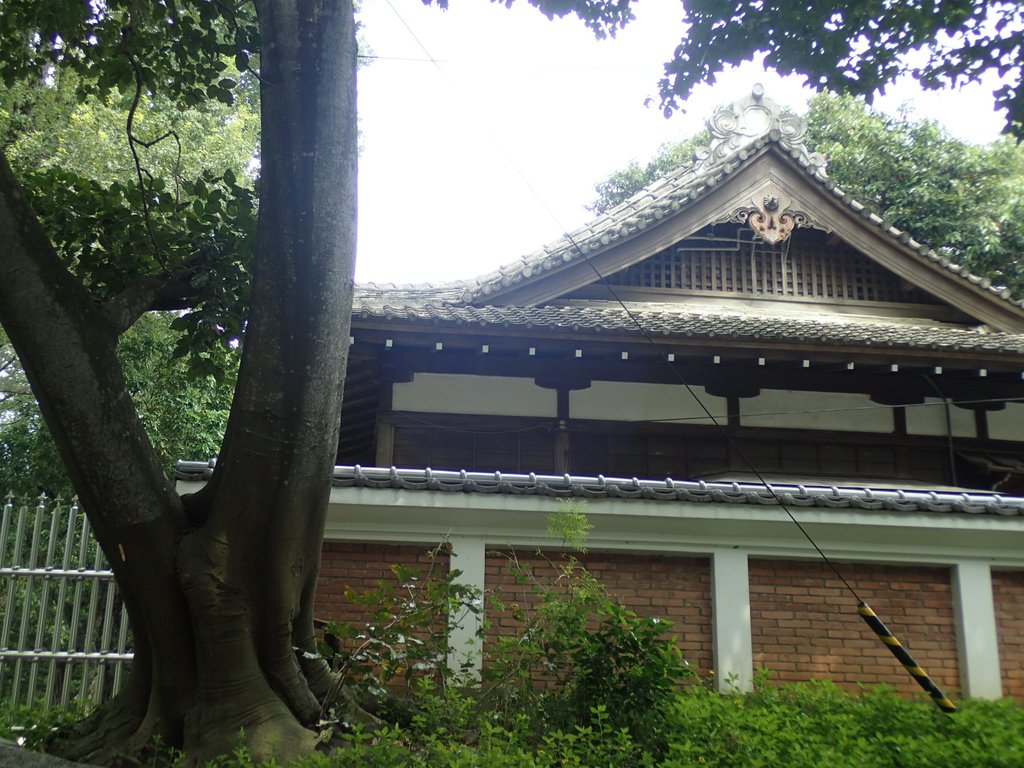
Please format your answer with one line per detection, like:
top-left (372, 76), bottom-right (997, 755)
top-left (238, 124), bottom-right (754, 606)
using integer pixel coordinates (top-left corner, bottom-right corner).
top-left (124, 53), bottom-right (168, 269)
top-left (0, 152), bottom-right (111, 339)
top-left (103, 269), bottom-right (200, 335)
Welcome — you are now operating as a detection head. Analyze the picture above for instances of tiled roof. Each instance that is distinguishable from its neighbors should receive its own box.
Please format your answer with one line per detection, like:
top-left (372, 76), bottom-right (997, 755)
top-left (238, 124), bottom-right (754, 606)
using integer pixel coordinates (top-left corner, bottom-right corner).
top-left (354, 86), bottom-right (1023, 313)
top-left (351, 298), bottom-right (1024, 355)
top-left (173, 462), bottom-right (1024, 517)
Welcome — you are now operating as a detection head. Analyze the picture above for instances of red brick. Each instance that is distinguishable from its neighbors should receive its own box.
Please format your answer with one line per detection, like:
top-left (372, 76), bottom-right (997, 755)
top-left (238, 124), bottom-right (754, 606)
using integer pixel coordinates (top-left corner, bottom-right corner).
top-left (748, 559), bottom-right (959, 698)
top-left (994, 570), bottom-right (1024, 698)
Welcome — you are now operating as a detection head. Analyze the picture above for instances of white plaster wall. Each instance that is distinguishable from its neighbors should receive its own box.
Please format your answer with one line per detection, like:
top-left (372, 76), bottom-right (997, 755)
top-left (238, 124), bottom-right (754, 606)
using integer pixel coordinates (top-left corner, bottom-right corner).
top-left (906, 397), bottom-right (977, 438)
top-left (392, 373), bottom-right (556, 417)
top-left (569, 381), bottom-right (727, 424)
top-left (741, 389), bottom-right (892, 433)
top-left (988, 402), bottom-right (1024, 442)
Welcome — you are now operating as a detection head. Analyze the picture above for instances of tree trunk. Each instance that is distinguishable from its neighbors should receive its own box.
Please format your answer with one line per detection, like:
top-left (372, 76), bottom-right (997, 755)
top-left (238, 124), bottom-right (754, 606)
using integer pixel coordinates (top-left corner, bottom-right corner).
top-left (0, 0), bottom-right (358, 764)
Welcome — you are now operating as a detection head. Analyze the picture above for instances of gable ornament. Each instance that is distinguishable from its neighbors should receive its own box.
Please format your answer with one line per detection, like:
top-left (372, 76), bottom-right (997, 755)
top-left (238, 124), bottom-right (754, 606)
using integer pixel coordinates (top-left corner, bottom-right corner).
top-left (749, 192), bottom-right (797, 244)
top-left (695, 84), bottom-right (827, 177)
top-left (716, 183), bottom-right (829, 244)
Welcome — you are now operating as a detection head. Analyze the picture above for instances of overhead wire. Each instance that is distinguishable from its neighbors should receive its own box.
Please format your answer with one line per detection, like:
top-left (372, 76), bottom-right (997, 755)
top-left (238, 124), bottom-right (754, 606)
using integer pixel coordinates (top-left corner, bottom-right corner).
top-left (399, 395), bottom-right (1023, 430)
top-left (356, 52), bottom-right (655, 71)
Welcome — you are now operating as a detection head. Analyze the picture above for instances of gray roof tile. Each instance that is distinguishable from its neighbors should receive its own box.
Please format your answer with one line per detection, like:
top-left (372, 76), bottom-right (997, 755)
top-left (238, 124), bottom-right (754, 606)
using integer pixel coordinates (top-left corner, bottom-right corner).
top-left (352, 298), bottom-right (1024, 355)
top-left (173, 462), bottom-right (1024, 517)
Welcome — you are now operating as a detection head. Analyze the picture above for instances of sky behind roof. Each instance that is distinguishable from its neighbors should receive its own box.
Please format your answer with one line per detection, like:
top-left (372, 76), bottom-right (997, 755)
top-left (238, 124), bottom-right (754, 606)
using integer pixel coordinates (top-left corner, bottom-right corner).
top-left (354, 0), bottom-right (1011, 285)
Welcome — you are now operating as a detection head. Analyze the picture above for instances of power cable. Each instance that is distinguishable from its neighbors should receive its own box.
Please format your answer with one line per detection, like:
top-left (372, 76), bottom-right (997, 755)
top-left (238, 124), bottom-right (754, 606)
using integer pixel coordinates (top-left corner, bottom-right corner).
top-left (357, 53), bottom-right (654, 72)
top-left (398, 395), bottom-right (1023, 430)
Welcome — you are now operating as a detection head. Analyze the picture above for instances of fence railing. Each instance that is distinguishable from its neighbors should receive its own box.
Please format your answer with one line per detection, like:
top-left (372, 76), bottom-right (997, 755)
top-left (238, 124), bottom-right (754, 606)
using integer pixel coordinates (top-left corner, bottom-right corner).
top-left (0, 495), bottom-right (132, 709)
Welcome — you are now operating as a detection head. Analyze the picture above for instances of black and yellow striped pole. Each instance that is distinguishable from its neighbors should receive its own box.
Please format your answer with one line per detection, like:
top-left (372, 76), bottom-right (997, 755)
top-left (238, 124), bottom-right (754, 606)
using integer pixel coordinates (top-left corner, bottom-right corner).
top-left (857, 601), bottom-right (956, 713)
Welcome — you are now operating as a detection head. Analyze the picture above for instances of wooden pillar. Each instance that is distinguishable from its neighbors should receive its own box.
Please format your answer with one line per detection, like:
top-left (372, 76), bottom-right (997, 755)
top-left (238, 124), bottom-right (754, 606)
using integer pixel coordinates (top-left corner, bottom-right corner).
top-left (555, 388), bottom-right (571, 474)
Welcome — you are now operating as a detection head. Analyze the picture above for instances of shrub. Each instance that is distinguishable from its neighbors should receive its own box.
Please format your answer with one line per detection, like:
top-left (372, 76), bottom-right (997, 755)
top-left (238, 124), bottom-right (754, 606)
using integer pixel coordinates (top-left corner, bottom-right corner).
top-left (482, 548), bottom-right (690, 758)
top-left (0, 702), bottom-right (93, 755)
top-left (662, 681), bottom-right (1024, 768)
top-left (319, 542), bottom-right (482, 697)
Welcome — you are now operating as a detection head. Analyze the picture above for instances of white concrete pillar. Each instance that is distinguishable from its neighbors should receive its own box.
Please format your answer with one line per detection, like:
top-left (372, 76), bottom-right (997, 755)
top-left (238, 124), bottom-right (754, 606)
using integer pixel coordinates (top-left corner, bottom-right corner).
top-left (446, 535), bottom-right (487, 679)
top-left (711, 549), bottom-right (753, 692)
top-left (952, 561), bottom-right (1003, 699)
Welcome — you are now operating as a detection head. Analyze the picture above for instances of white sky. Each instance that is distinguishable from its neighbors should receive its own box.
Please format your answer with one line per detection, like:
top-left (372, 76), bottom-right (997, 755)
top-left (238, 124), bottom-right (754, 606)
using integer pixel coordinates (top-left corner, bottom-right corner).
top-left (354, 0), bottom-right (1011, 284)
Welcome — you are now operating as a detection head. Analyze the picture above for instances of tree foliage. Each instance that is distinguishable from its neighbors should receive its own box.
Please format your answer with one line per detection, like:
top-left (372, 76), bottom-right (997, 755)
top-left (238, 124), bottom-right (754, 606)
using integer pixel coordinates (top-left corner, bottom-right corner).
top-left (3, 71), bottom-right (259, 186)
top-left (587, 130), bottom-right (708, 216)
top-left (0, 1), bottom-right (259, 108)
top-left (1, 317), bottom-right (237, 500)
top-left (806, 93), bottom-right (1024, 292)
top-left (0, 330), bottom-right (67, 498)
top-left (588, 93), bottom-right (1024, 293)
top-left (430, 0), bottom-right (634, 38)
top-left (0, 62), bottom-right (252, 500)
top-left (0, 2), bottom-right (260, 362)
top-left (660, 1), bottom-right (1024, 137)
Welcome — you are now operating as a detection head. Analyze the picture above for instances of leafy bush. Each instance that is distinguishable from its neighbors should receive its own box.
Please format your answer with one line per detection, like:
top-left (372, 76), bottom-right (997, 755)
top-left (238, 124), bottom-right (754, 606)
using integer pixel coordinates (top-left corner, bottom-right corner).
top-left (475, 501), bottom-right (690, 758)
top-left (0, 702), bottom-right (88, 750)
top-left (4, 686), bottom-right (1024, 767)
top-left (318, 541), bottom-right (482, 716)
top-left (662, 681), bottom-right (1024, 768)
top-left (483, 551), bottom-right (688, 758)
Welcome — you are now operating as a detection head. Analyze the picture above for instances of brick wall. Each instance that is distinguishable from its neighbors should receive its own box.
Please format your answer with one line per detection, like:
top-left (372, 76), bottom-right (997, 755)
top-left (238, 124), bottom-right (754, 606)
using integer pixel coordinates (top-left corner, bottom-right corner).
top-left (315, 541), bottom-right (450, 626)
top-left (993, 570), bottom-right (1024, 699)
top-left (484, 551), bottom-right (713, 674)
top-left (748, 559), bottom-right (959, 696)
top-left (315, 545), bottom-right (987, 698)
top-left (316, 541), bottom-right (451, 691)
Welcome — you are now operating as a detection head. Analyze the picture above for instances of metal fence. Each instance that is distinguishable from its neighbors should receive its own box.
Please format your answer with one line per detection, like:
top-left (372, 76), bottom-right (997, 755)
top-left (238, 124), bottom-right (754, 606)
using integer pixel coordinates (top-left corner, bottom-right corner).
top-left (0, 495), bottom-right (132, 709)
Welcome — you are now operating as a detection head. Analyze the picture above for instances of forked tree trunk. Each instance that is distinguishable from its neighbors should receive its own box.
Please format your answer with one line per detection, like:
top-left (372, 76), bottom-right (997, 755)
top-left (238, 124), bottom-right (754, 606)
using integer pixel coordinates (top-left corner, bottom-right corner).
top-left (0, 1), bottom-right (358, 764)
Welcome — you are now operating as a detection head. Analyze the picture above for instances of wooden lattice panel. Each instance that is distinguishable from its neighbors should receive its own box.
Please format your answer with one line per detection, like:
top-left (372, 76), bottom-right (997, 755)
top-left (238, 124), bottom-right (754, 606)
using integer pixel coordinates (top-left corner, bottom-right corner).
top-left (604, 227), bottom-right (938, 305)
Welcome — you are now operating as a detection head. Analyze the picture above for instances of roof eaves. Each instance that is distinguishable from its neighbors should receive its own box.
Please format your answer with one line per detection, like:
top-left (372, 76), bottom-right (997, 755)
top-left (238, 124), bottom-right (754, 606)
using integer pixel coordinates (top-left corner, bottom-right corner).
top-left (817, 179), bottom-right (1024, 310)
top-left (323, 466), bottom-right (1024, 518)
top-left (171, 461), bottom-right (1024, 517)
top-left (347, 302), bottom-right (1024, 355)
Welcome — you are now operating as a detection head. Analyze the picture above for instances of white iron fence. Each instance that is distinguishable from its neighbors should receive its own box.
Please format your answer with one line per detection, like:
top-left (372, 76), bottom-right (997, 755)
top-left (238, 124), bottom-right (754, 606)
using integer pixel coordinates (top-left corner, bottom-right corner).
top-left (0, 495), bottom-right (132, 709)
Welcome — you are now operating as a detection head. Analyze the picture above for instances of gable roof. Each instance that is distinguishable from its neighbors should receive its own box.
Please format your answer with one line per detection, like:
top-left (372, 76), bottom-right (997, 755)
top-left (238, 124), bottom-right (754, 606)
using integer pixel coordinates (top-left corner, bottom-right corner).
top-left (354, 85), bottom-right (1024, 339)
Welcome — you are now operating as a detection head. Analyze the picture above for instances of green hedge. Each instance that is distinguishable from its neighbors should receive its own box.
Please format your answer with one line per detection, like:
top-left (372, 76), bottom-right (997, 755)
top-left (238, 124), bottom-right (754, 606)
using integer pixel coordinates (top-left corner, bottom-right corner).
top-left (4, 684), bottom-right (1023, 767)
top-left (263, 686), bottom-right (1024, 768)
top-left (662, 682), bottom-right (1024, 768)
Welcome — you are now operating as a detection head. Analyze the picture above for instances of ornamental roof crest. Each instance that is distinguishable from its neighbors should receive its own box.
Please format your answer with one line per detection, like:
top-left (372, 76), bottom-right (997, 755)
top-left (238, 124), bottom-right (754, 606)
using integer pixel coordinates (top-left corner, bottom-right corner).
top-left (693, 84), bottom-right (827, 177)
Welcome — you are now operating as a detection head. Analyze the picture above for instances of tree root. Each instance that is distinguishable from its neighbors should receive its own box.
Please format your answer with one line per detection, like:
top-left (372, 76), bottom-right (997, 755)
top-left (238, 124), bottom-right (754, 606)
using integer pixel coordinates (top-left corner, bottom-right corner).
top-left (184, 705), bottom-right (316, 768)
top-left (51, 680), bottom-right (148, 766)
